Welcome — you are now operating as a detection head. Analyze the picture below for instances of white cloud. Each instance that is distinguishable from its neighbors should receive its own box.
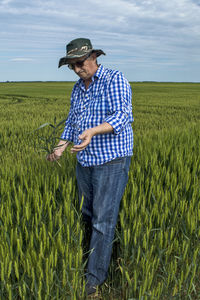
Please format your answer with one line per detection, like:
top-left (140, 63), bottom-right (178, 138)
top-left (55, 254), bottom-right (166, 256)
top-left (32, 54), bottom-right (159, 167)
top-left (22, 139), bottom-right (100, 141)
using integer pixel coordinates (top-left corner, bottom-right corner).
top-left (0, 0), bottom-right (200, 81)
top-left (0, 0), bottom-right (13, 4)
top-left (10, 58), bottom-right (34, 61)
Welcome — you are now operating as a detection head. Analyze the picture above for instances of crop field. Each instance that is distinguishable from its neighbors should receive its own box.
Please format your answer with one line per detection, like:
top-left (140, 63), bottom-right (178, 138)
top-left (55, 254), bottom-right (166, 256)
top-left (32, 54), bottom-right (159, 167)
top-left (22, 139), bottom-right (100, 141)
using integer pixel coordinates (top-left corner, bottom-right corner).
top-left (0, 81), bottom-right (200, 299)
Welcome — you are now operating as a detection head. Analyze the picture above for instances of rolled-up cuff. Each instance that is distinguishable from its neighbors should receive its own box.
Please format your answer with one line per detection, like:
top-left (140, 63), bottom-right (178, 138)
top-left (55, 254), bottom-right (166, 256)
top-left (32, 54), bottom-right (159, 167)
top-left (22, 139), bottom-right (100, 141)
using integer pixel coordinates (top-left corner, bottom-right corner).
top-left (60, 128), bottom-right (74, 142)
top-left (104, 112), bottom-right (128, 135)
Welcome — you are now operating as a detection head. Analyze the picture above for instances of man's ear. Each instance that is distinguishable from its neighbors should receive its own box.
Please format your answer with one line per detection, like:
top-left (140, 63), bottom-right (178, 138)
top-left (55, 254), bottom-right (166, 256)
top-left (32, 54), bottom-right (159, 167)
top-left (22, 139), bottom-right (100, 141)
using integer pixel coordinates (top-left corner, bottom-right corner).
top-left (90, 53), bottom-right (98, 66)
top-left (90, 52), bottom-right (97, 60)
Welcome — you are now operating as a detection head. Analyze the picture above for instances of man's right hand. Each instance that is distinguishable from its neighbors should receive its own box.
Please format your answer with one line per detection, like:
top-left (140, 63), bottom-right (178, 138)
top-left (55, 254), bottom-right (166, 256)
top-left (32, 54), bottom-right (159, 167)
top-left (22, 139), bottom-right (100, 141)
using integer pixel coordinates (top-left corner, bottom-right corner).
top-left (46, 151), bottom-right (61, 162)
top-left (46, 141), bottom-right (70, 162)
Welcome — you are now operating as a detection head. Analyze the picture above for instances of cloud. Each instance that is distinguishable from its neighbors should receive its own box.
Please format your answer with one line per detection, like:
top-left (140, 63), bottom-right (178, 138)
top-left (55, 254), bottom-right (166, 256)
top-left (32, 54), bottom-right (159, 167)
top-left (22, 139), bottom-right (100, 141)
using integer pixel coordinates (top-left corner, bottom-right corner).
top-left (0, 0), bottom-right (200, 81)
top-left (1, 0), bottom-right (13, 4)
top-left (10, 58), bottom-right (34, 61)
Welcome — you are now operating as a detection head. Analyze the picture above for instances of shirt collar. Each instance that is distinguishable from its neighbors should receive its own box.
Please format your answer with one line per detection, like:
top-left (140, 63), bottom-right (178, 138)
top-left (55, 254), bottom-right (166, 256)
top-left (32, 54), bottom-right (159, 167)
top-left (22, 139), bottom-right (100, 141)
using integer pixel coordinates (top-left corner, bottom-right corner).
top-left (93, 64), bottom-right (104, 79)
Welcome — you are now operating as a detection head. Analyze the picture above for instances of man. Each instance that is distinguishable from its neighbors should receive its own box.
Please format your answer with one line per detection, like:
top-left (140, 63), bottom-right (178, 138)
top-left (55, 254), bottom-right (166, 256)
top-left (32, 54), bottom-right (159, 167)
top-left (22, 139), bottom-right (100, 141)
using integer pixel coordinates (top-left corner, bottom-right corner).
top-left (47, 38), bottom-right (133, 296)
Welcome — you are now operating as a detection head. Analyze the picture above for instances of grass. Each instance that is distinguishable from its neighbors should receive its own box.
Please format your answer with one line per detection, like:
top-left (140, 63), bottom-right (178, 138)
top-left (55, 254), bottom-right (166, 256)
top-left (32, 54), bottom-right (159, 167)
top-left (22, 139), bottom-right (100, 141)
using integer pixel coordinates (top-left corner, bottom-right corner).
top-left (0, 81), bottom-right (200, 299)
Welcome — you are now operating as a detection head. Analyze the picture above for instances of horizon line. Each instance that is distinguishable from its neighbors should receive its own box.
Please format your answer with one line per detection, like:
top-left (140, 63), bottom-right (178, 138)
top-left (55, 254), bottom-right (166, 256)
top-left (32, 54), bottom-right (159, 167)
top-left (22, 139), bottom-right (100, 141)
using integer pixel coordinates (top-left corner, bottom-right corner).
top-left (1, 80), bottom-right (200, 84)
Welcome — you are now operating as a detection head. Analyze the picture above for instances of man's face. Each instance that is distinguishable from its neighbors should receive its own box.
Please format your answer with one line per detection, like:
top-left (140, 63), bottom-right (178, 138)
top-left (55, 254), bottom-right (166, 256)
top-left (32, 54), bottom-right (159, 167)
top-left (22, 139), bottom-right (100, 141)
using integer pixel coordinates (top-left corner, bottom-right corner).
top-left (68, 53), bottom-right (98, 81)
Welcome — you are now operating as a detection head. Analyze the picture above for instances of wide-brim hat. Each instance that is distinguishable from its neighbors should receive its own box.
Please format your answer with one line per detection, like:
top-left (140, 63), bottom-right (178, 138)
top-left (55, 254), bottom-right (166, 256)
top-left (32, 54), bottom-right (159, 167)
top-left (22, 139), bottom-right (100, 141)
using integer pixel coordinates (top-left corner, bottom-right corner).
top-left (58, 38), bottom-right (106, 68)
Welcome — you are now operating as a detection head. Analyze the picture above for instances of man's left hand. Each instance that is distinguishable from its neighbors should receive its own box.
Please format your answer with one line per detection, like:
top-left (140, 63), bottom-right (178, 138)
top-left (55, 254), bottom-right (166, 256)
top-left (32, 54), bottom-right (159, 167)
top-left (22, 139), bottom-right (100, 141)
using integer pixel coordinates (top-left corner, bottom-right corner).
top-left (71, 128), bottom-right (95, 153)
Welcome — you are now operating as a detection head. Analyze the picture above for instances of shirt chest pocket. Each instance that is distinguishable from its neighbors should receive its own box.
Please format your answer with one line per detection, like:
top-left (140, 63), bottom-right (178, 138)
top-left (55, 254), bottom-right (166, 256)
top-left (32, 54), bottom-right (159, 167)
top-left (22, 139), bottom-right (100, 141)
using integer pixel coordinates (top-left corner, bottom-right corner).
top-left (73, 96), bottom-right (84, 118)
top-left (81, 94), bottom-right (107, 127)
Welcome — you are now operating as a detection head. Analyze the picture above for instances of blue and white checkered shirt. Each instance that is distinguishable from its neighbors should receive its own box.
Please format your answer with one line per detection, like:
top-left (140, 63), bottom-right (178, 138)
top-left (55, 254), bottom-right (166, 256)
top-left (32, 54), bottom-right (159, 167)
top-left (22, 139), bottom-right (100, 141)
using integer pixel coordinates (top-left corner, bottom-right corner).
top-left (61, 65), bottom-right (133, 166)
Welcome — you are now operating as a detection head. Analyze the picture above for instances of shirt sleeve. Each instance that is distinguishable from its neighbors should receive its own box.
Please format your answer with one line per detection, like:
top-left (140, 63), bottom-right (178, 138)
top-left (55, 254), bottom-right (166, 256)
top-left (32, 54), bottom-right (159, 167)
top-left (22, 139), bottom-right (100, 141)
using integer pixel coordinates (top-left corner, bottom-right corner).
top-left (104, 72), bottom-right (133, 135)
top-left (60, 90), bottom-right (76, 142)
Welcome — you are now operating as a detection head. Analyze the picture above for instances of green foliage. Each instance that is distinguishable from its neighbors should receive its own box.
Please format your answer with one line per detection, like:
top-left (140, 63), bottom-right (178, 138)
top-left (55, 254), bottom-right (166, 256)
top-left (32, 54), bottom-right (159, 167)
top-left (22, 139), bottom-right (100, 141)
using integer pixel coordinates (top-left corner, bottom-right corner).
top-left (32, 118), bottom-right (70, 167)
top-left (0, 82), bottom-right (200, 299)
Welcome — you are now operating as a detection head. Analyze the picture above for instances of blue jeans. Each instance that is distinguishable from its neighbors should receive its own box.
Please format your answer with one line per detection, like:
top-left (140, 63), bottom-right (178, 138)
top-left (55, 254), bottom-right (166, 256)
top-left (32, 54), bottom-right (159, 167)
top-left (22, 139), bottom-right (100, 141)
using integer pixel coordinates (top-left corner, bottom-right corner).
top-left (76, 156), bottom-right (131, 286)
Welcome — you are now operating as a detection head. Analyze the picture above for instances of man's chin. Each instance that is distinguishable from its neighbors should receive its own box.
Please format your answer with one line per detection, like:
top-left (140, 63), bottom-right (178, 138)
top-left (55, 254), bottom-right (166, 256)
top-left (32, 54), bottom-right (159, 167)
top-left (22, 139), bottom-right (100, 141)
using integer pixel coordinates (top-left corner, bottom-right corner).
top-left (78, 74), bottom-right (89, 80)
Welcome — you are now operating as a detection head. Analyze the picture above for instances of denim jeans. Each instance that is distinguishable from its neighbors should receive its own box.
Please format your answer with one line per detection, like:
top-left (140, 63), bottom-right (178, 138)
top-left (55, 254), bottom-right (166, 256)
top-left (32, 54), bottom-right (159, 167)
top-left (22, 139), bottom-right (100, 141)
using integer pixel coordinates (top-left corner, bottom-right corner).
top-left (76, 156), bottom-right (131, 286)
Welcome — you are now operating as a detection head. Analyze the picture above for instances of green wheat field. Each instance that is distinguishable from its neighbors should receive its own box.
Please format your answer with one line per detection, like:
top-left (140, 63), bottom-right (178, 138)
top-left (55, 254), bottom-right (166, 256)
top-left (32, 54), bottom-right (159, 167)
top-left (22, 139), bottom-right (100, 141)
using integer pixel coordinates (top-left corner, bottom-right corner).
top-left (0, 81), bottom-right (200, 299)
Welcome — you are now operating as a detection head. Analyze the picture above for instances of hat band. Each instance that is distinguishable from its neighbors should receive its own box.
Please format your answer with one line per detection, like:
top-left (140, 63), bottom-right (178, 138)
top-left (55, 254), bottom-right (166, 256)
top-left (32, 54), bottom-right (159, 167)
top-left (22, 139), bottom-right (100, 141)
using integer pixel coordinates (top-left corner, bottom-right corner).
top-left (67, 45), bottom-right (90, 55)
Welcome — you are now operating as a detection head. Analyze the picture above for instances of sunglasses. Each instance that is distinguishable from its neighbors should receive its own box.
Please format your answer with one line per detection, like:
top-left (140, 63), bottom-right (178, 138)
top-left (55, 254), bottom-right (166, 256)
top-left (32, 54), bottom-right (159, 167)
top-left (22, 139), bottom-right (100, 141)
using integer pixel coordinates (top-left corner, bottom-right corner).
top-left (68, 53), bottom-right (91, 70)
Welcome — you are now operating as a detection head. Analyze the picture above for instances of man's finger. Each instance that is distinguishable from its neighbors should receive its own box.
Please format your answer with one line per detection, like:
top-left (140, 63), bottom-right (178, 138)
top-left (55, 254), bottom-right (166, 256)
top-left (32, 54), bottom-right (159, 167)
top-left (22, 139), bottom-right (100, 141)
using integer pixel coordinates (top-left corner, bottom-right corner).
top-left (71, 144), bottom-right (87, 152)
top-left (71, 142), bottom-right (88, 150)
top-left (71, 147), bottom-right (85, 153)
top-left (46, 153), bottom-right (60, 161)
top-left (73, 143), bottom-right (87, 149)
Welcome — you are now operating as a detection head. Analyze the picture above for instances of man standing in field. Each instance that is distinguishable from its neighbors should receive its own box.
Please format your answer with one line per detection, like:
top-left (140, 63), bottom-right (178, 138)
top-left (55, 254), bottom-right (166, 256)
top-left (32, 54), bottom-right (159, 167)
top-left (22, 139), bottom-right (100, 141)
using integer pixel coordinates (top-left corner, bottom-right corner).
top-left (47, 38), bottom-right (133, 296)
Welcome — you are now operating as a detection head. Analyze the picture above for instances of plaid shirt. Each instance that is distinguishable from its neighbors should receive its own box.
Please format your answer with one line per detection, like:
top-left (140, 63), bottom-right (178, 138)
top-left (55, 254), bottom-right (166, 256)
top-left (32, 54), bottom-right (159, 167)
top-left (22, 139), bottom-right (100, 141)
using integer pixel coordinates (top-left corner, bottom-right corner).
top-left (61, 65), bottom-right (133, 166)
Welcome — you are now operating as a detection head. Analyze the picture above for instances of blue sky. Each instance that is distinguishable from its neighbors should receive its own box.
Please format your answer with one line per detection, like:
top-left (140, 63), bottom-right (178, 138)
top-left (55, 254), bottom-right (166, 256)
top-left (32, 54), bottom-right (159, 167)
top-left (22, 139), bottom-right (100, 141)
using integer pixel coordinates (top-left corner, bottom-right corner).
top-left (0, 0), bottom-right (200, 82)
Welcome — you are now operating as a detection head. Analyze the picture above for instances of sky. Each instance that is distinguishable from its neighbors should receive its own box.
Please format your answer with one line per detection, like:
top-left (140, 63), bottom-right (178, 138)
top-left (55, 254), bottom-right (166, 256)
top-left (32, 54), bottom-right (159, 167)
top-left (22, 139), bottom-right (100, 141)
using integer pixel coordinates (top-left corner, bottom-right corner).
top-left (0, 0), bottom-right (200, 82)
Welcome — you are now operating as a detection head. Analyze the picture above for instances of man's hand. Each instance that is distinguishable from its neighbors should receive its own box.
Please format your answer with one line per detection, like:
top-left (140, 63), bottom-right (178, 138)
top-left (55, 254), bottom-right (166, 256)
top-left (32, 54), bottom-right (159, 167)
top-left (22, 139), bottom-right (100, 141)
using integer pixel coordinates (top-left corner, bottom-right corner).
top-left (46, 141), bottom-right (70, 161)
top-left (46, 150), bottom-right (61, 162)
top-left (71, 128), bottom-right (95, 153)
top-left (70, 123), bottom-right (114, 153)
